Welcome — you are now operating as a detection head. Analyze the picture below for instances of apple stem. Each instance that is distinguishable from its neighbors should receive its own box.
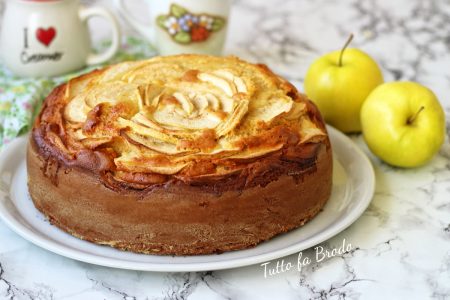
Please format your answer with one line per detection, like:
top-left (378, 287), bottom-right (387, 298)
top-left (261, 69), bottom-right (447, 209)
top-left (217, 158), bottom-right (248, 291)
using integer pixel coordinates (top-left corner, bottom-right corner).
top-left (338, 34), bottom-right (354, 67)
top-left (407, 106), bottom-right (425, 124)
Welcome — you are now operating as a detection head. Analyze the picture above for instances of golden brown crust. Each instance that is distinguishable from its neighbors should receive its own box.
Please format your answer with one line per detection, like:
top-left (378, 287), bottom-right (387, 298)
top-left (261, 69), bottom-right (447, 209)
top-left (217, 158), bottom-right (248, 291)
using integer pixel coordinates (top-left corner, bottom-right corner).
top-left (27, 137), bottom-right (332, 255)
top-left (27, 55), bottom-right (333, 255)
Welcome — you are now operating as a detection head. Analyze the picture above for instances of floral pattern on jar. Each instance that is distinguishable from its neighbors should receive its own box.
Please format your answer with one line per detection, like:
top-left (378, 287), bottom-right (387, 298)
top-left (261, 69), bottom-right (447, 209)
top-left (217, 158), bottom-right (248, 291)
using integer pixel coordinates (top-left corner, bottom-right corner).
top-left (157, 4), bottom-right (226, 44)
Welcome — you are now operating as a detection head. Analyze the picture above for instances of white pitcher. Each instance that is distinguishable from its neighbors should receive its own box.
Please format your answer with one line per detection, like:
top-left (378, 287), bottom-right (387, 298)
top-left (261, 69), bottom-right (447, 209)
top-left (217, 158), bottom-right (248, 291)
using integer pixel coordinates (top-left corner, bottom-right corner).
top-left (0, 0), bottom-right (121, 77)
top-left (115, 0), bottom-right (231, 56)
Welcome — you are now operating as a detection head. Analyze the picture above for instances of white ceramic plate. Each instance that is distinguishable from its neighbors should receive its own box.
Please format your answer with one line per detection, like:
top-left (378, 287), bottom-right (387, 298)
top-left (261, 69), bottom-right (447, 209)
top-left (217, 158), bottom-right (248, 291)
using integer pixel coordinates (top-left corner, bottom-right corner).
top-left (0, 126), bottom-right (374, 272)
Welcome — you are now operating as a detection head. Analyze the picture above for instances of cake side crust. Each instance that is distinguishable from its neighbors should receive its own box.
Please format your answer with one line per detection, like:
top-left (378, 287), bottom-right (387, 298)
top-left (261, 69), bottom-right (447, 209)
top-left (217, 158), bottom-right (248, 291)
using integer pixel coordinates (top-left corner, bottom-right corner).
top-left (27, 136), bottom-right (332, 255)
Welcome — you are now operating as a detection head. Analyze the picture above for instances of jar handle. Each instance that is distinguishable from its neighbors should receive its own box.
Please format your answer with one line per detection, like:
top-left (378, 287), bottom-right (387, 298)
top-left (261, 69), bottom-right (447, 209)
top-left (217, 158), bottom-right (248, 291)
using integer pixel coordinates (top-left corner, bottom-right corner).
top-left (79, 6), bottom-right (121, 65)
top-left (114, 0), bottom-right (154, 43)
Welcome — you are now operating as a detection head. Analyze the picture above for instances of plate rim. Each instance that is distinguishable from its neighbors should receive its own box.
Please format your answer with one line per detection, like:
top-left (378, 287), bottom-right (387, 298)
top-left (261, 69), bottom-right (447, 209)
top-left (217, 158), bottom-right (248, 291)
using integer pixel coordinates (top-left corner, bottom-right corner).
top-left (0, 126), bottom-right (375, 272)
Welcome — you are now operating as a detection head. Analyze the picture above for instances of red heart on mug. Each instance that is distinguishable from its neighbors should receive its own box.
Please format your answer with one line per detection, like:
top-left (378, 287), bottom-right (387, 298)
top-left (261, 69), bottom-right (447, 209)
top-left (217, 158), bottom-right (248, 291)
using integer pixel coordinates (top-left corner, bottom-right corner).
top-left (36, 27), bottom-right (56, 47)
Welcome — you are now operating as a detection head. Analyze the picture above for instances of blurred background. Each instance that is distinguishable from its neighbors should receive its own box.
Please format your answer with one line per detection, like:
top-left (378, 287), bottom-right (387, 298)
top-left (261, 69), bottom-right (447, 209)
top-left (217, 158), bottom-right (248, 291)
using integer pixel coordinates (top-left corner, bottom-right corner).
top-left (1, 0), bottom-right (449, 98)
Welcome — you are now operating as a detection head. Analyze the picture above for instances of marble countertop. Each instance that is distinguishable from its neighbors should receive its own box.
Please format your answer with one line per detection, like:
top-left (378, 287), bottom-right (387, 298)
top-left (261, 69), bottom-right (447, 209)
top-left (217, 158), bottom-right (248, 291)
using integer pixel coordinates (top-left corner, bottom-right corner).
top-left (1, 0), bottom-right (449, 299)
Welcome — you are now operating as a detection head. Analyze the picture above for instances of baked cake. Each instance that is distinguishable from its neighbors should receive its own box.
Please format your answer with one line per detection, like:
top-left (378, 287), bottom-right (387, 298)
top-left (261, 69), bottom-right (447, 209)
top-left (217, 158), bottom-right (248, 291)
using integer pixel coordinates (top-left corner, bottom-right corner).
top-left (27, 55), bottom-right (332, 255)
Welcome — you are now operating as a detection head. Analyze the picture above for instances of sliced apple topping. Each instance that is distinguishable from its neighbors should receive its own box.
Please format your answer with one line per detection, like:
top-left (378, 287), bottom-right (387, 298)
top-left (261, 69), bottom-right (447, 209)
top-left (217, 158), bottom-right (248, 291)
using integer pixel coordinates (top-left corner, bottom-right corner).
top-left (285, 102), bottom-right (307, 120)
top-left (115, 149), bottom-right (189, 174)
top-left (212, 70), bottom-right (248, 93)
top-left (72, 129), bottom-right (87, 140)
top-left (229, 143), bottom-right (284, 159)
top-left (216, 99), bottom-right (249, 137)
top-left (205, 93), bottom-right (220, 110)
top-left (299, 119), bottom-right (326, 143)
top-left (131, 112), bottom-right (164, 132)
top-left (138, 84), bottom-right (165, 109)
top-left (98, 61), bottom-right (146, 83)
top-left (153, 105), bottom-right (222, 130)
top-left (124, 131), bottom-right (184, 155)
top-left (218, 95), bottom-right (234, 113)
top-left (84, 82), bottom-right (140, 109)
top-left (173, 92), bottom-right (194, 115)
top-left (198, 72), bottom-right (235, 96)
top-left (117, 117), bottom-right (177, 144)
top-left (61, 57), bottom-right (326, 178)
top-left (81, 137), bottom-right (113, 149)
top-left (189, 93), bottom-right (208, 113)
top-left (248, 96), bottom-right (293, 123)
top-left (64, 94), bottom-right (91, 123)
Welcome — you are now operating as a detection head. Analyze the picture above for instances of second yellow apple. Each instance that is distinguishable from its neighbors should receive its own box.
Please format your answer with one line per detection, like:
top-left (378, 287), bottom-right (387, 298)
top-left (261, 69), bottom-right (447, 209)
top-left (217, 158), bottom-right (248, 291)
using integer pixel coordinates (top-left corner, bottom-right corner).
top-left (304, 35), bottom-right (383, 133)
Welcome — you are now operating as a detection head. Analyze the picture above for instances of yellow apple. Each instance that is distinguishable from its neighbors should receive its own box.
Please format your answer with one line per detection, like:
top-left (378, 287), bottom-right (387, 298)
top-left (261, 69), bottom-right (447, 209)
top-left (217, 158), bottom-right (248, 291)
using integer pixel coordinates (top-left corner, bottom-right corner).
top-left (361, 82), bottom-right (445, 168)
top-left (304, 36), bottom-right (384, 133)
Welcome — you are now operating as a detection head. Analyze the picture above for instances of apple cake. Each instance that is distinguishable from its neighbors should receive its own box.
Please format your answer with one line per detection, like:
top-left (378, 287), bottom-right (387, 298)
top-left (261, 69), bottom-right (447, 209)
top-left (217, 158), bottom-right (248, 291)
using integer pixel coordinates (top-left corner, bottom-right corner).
top-left (27, 55), bottom-right (332, 255)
